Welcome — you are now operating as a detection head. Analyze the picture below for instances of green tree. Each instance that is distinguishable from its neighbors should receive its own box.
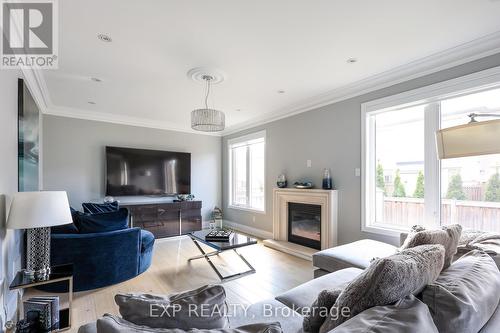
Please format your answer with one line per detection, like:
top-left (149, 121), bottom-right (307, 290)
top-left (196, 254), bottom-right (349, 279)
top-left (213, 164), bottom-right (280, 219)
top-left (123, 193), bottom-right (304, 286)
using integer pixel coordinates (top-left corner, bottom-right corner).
top-left (393, 170), bottom-right (406, 197)
top-left (376, 162), bottom-right (385, 192)
top-left (446, 174), bottom-right (466, 200)
top-left (413, 171), bottom-right (424, 198)
top-left (485, 173), bottom-right (500, 202)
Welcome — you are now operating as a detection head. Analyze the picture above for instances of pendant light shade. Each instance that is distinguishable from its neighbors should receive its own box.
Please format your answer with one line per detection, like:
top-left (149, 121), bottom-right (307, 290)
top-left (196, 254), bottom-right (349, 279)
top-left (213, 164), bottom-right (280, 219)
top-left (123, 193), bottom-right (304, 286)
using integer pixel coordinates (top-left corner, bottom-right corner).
top-left (191, 74), bottom-right (225, 132)
top-left (191, 108), bottom-right (225, 132)
top-left (436, 118), bottom-right (500, 159)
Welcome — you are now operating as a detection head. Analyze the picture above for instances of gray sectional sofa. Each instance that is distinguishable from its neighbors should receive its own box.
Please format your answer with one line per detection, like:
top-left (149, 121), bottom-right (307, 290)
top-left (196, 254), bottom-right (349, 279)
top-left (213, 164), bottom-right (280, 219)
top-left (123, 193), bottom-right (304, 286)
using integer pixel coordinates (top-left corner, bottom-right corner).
top-left (80, 230), bottom-right (500, 333)
top-left (80, 258), bottom-right (500, 333)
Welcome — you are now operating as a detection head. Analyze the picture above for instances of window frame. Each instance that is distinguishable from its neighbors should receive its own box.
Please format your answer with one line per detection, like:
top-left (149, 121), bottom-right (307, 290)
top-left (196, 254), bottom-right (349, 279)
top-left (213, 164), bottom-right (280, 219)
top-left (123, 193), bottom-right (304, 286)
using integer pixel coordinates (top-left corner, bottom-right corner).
top-left (228, 130), bottom-right (266, 214)
top-left (361, 66), bottom-right (500, 236)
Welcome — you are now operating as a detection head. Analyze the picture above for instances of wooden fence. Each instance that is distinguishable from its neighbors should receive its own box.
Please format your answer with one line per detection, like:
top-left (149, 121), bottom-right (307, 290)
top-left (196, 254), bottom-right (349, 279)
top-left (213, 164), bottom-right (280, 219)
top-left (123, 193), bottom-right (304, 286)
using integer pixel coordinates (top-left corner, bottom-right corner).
top-left (383, 197), bottom-right (500, 232)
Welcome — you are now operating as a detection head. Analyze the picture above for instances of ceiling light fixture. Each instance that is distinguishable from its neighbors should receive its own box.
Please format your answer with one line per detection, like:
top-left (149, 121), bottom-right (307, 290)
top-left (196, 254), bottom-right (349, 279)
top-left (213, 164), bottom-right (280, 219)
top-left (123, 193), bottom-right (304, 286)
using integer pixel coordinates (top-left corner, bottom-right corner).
top-left (90, 77), bottom-right (102, 82)
top-left (277, 90), bottom-right (285, 94)
top-left (347, 58), bottom-right (358, 64)
top-left (88, 101), bottom-right (96, 105)
top-left (191, 74), bottom-right (225, 132)
top-left (97, 34), bottom-right (112, 42)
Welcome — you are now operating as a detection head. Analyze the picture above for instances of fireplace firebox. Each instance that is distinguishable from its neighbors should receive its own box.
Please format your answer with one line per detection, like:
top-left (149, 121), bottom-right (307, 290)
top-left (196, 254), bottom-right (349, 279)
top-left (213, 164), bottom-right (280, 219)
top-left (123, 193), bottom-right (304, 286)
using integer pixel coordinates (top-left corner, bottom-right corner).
top-left (288, 203), bottom-right (321, 250)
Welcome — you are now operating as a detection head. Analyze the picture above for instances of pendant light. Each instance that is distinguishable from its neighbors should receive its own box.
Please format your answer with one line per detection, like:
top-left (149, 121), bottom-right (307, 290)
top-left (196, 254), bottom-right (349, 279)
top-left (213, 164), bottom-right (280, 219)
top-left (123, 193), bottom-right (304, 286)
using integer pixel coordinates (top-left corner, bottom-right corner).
top-left (191, 75), bottom-right (225, 132)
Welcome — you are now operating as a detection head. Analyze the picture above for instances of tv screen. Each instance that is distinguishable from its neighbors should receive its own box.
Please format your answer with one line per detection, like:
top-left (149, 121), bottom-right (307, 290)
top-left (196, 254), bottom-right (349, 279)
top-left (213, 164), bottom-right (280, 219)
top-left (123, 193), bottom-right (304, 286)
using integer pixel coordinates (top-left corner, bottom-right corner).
top-left (105, 146), bottom-right (191, 196)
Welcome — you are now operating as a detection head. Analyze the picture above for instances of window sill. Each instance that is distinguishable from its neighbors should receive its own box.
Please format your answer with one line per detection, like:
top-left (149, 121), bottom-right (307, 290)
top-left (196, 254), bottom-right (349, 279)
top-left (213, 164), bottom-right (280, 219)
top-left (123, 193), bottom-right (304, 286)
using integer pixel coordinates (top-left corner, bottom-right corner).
top-left (228, 205), bottom-right (266, 214)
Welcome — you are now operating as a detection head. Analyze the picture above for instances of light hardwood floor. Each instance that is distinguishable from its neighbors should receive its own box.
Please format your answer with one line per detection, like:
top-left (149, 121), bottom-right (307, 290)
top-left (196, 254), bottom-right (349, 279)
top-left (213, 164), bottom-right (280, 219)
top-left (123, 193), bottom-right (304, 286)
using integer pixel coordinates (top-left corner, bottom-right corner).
top-left (28, 236), bottom-right (313, 332)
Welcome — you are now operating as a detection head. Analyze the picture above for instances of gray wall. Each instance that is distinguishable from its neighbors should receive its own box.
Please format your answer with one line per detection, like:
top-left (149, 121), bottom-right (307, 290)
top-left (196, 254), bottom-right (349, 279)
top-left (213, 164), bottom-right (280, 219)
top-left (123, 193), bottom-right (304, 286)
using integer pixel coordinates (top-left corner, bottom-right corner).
top-left (222, 53), bottom-right (500, 246)
top-left (0, 70), bottom-right (24, 328)
top-left (42, 116), bottom-right (222, 221)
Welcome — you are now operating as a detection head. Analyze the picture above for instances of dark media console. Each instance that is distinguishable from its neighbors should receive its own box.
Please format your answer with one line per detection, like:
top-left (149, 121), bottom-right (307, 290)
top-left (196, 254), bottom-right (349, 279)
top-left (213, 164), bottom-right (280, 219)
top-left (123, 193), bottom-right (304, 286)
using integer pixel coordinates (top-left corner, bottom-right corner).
top-left (121, 201), bottom-right (202, 238)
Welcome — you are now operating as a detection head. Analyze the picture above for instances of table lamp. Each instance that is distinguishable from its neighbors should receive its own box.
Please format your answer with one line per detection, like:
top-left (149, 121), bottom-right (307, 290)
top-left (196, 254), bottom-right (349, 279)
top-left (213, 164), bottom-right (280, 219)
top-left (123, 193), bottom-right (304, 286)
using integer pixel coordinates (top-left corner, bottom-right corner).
top-left (7, 191), bottom-right (73, 278)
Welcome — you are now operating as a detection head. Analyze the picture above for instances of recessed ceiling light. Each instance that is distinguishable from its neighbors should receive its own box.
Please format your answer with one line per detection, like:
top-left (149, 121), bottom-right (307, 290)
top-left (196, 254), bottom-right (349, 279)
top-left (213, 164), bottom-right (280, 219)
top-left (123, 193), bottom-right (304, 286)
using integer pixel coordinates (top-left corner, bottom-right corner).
top-left (90, 77), bottom-right (102, 82)
top-left (347, 57), bottom-right (358, 64)
top-left (97, 34), bottom-right (112, 42)
top-left (277, 90), bottom-right (285, 94)
top-left (235, 109), bottom-right (242, 112)
top-left (88, 101), bottom-right (96, 105)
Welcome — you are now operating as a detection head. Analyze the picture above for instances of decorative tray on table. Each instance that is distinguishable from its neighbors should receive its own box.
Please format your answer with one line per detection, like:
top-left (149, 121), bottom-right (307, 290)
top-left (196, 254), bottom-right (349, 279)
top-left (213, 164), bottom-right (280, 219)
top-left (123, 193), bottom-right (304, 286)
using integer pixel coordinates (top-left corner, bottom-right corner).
top-left (205, 229), bottom-right (233, 241)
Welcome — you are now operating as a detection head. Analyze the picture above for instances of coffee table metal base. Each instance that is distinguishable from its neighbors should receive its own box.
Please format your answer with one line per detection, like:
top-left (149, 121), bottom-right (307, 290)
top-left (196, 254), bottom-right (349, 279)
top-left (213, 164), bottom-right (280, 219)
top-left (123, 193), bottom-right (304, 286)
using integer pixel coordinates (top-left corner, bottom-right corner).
top-left (188, 237), bottom-right (256, 281)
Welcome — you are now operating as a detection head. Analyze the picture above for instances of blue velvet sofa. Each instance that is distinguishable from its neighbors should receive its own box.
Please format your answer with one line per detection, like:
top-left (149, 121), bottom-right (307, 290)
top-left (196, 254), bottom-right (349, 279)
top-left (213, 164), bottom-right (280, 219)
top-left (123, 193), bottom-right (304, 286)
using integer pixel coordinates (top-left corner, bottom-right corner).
top-left (44, 227), bottom-right (154, 292)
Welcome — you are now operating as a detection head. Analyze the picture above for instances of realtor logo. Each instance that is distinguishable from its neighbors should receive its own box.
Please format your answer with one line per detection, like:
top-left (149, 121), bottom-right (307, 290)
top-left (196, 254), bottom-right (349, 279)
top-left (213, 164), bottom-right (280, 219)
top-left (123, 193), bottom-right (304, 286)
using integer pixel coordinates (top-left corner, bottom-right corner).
top-left (1, 0), bottom-right (58, 68)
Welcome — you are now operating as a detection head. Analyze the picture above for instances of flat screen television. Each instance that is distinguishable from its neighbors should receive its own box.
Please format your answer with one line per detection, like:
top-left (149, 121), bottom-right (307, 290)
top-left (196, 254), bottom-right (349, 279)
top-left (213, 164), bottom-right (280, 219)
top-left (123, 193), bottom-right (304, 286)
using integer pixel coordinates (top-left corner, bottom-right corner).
top-left (105, 146), bottom-right (191, 196)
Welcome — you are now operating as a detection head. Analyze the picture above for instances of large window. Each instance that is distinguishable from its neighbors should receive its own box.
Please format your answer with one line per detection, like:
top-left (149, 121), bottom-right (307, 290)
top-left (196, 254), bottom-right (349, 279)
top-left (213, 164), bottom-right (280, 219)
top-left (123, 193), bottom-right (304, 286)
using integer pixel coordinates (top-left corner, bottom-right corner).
top-left (362, 68), bottom-right (500, 235)
top-left (228, 131), bottom-right (266, 212)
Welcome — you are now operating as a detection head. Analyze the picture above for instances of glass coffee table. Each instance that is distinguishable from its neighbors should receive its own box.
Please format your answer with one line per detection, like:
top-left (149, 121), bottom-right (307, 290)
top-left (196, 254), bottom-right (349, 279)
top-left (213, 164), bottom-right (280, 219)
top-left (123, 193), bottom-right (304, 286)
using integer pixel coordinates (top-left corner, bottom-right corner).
top-left (188, 229), bottom-right (257, 281)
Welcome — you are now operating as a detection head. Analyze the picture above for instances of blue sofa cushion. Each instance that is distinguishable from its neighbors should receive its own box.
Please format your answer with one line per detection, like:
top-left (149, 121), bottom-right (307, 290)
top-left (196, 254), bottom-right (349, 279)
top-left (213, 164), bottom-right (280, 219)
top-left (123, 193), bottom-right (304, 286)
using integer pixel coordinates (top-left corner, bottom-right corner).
top-left (140, 230), bottom-right (155, 252)
top-left (82, 201), bottom-right (119, 214)
top-left (74, 208), bottom-right (129, 234)
top-left (51, 223), bottom-right (79, 234)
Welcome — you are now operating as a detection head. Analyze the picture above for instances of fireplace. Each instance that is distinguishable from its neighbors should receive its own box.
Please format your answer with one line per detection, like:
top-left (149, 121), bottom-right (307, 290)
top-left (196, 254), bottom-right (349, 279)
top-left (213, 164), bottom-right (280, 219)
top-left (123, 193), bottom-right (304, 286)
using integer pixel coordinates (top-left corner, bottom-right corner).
top-left (288, 203), bottom-right (321, 250)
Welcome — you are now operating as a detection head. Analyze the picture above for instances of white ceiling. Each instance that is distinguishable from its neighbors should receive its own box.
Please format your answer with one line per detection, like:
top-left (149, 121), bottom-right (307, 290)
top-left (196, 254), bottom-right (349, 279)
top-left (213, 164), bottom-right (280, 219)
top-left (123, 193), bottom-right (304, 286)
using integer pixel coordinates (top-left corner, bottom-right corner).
top-left (40, 0), bottom-right (500, 135)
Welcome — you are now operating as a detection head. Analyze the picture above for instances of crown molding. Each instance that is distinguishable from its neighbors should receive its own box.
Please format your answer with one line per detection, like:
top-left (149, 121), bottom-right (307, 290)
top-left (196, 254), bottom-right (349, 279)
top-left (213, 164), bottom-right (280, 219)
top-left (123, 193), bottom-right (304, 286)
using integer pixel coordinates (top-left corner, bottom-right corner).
top-left (21, 31), bottom-right (500, 138)
top-left (20, 67), bottom-right (52, 113)
top-left (221, 31), bottom-right (500, 136)
top-left (44, 105), bottom-right (222, 136)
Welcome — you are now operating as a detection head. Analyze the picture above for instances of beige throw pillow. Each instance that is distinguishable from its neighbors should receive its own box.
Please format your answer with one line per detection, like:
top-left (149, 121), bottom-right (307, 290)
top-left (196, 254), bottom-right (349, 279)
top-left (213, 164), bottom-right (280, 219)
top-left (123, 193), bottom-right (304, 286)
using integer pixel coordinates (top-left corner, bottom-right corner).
top-left (319, 244), bottom-right (445, 333)
top-left (400, 224), bottom-right (462, 269)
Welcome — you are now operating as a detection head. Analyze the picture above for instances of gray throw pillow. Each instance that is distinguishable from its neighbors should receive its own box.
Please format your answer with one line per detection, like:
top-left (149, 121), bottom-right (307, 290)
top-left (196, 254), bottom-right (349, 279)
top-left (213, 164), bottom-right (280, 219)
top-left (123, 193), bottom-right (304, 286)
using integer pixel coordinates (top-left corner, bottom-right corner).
top-left (96, 314), bottom-right (282, 333)
top-left (422, 250), bottom-right (500, 333)
top-left (115, 285), bottom-right (228, 330)
top-left (319, 244), bottom-right (445, 333)
top-left (330, 295), bottom-right (438, 333)
top-left (303, 288), bottom-right (342, 333)
top-left (400, 224), bottom-right (462, 269)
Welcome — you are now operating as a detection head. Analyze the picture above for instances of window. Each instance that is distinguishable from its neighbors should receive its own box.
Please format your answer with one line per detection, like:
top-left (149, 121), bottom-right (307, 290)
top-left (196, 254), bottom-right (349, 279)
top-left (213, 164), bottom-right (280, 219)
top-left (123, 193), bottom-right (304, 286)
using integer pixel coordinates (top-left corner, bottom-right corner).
top-left (362, 67), bottom-right (500, 236)
top-left (228, 131), bottom-right (266, 212)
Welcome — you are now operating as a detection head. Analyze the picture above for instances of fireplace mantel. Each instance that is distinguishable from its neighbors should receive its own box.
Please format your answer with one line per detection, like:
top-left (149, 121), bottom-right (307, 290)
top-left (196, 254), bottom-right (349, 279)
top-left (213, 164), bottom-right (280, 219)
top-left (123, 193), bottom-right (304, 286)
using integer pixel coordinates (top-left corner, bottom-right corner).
top-left (263, 188), bottom-right (338, 260)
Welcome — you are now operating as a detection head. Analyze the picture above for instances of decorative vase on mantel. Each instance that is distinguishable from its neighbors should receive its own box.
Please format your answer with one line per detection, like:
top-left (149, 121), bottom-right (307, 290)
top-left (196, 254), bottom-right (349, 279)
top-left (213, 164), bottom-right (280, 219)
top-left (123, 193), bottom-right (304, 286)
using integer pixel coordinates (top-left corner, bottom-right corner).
top-left (277, 174), bottom-right (287, 188)
top-left (322, 168), bottom-right (333, 190)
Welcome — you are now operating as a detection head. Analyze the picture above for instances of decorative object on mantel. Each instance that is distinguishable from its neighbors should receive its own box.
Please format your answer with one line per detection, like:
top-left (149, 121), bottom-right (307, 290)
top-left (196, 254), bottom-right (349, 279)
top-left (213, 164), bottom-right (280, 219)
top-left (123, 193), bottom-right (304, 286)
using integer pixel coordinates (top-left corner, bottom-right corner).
top-left (322, 168), bottom-right (333, 190)
top-left (277, 174), bottom-right (287, 188)
top-left (212, 206), bottom-right (224, 229)
top-left (176, 194), bottom-right (195, 202)
top-left (7, 191), bottom-right (73, 279)
top-left (294, 181), bottom-right (313, 189)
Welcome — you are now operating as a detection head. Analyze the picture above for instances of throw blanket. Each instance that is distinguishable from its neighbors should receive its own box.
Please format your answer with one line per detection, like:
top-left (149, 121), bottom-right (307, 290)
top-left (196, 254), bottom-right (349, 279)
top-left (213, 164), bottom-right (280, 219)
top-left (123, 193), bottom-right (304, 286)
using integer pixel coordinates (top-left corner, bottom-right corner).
top-left (458, 230), bottom-right (500, 255)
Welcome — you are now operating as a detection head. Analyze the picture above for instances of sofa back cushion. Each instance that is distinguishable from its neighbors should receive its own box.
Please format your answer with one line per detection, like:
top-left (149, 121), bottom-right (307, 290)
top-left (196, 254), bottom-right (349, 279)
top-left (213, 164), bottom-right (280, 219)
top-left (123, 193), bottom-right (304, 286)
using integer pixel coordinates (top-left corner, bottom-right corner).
top-left (422, 250), bottom-right (500, 333)
top-left (82, 201), bottom-right (119, 214)
top-left (319, 244), bottom-right (445, 333)
top-left (74, 208), bottom-right (129, 234)
top-left (400, 224), bottom-right (462, 269)
top-left (330, 295), bottom-right (438, 333)
top-left (115, 285), bottom-right (228, 330)
top-left (96, 314), bottom-right (281, 333)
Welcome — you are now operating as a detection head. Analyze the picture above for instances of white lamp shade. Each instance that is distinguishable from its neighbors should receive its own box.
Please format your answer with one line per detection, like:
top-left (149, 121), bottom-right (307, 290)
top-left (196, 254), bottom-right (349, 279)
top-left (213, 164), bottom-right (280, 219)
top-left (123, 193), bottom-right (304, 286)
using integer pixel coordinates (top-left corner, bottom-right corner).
top-left (436, 119), bottom-right (500, 159)
top-left (7, 191), bottom-right (73, 229)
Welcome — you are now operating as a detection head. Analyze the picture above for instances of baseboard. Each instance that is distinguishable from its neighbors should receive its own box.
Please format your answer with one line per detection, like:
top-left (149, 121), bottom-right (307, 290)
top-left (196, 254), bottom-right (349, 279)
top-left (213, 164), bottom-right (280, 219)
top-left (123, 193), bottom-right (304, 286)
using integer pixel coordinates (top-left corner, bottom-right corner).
top-left (222, 220), bottom-right (273, 240)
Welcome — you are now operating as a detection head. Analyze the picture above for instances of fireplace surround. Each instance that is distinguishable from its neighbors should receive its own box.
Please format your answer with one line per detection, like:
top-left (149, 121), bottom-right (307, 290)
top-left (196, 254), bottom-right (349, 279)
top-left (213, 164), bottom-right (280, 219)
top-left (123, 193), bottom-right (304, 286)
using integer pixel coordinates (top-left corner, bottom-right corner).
top-left (263, 188), bottom-right (338, 260)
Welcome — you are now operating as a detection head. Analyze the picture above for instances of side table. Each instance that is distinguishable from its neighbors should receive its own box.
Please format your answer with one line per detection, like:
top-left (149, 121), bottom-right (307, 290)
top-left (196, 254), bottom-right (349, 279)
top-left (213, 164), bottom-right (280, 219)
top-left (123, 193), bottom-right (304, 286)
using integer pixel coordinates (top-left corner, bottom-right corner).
top-left (9, 264), bottom-right (73, 332)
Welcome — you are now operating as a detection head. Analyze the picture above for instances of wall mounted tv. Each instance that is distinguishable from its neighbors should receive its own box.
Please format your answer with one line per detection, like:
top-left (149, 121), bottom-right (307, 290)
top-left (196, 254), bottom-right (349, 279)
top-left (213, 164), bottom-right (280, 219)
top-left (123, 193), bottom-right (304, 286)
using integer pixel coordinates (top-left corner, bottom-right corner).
top-left (105, 146), bottom-right (191, 196)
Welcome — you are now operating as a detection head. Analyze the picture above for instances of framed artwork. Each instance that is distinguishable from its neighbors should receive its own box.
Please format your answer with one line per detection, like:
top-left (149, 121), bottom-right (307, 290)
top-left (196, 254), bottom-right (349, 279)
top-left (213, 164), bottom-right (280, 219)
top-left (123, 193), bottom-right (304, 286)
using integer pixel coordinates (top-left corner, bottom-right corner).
top-left (18, 79), bottom-right (40, 192)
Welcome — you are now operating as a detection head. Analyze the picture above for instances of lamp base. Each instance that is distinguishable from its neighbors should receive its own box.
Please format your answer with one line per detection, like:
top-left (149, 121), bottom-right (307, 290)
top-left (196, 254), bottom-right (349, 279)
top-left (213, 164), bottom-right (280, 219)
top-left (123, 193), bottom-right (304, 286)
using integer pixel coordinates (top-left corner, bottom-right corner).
top-left (26, 227), bottom-right (51, 279)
